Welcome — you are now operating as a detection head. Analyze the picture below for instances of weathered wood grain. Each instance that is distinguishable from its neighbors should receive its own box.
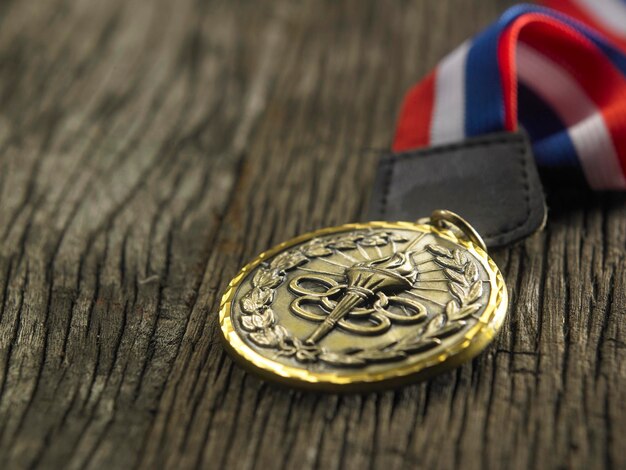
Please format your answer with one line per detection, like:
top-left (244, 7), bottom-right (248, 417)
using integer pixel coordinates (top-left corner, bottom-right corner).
top-left (0, 0), bottom-right (624, 469)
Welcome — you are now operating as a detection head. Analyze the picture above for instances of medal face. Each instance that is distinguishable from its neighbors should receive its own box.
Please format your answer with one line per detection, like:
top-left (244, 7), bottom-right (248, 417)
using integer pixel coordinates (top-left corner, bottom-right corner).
top-left (219, 221), bottom-right (507, 391)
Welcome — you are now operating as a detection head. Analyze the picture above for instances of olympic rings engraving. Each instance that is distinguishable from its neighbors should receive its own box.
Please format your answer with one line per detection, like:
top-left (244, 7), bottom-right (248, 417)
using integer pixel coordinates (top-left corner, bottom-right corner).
top-left (288, 274), bottom-right (427, 337)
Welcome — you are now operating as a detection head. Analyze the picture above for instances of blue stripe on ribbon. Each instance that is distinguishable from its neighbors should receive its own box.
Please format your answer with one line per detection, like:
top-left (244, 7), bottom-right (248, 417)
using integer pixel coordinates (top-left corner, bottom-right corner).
top-left (465, 5), bottom-right (543, 137)
top-left (464, 23), bottom-right (505, 137)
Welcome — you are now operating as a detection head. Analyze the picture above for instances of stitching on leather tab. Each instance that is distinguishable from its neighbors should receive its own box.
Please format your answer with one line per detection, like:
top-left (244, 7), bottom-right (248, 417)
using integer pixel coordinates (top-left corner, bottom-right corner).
top-left (377, 133), bottom-right (538, 245)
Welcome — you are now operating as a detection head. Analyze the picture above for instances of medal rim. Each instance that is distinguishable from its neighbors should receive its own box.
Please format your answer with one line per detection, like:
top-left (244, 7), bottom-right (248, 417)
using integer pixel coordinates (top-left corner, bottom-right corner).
top-left (219, 220), bottom-right (508, 392)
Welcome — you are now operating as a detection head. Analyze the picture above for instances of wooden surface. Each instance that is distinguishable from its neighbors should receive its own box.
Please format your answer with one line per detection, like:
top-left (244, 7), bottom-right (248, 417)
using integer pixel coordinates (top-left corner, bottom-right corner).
top-left (0, 1), bottom-right (624, 468)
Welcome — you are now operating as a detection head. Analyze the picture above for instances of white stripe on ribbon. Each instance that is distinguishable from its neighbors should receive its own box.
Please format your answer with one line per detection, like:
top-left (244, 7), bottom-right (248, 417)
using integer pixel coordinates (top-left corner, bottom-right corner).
top-left (430, 41), bottom-right (470, 145)
top-left (517, 43), bottom-right (626, 189)
top-left (574, 0), bottom-right (626, 37)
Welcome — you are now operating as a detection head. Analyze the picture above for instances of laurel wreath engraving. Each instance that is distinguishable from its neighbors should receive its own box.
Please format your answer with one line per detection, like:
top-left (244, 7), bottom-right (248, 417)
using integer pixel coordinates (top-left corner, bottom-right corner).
top-left (237, 231), bottom-right (484, 368)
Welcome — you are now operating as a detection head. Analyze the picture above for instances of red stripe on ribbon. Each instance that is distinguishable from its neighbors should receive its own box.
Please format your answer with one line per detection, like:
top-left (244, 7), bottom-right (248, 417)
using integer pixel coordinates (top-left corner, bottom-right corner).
top-left (542, 0), bottom-right (626, 52)
top-left (392, 71), bottom-right (436, 152)
top-left (498, 27), bottom-right (520, 132)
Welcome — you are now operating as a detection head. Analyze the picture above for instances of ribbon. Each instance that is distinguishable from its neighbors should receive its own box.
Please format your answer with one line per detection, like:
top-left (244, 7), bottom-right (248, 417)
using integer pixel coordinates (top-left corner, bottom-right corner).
top-left (392, 1), bottom-right (626, 189)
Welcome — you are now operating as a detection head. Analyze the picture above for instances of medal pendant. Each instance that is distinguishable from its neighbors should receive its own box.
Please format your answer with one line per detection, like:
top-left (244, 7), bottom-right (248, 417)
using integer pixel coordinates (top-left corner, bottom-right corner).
top-left (219, 210), bottom-right (507, 391)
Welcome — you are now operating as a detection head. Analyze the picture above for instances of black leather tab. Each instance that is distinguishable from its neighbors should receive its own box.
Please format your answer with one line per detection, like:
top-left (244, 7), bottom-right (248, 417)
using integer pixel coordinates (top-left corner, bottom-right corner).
top-left (367, 132), bottom-right (546, 248)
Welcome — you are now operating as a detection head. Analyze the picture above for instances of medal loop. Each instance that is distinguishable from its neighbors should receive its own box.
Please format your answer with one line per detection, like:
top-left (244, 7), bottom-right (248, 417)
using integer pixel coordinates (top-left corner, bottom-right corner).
top-left (430, 210), bottom-right (487, 253)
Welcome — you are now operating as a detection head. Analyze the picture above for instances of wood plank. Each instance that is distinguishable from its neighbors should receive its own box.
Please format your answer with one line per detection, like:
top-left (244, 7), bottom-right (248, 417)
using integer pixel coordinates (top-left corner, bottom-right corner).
top-left (0, 0), bottom-right (624, 468)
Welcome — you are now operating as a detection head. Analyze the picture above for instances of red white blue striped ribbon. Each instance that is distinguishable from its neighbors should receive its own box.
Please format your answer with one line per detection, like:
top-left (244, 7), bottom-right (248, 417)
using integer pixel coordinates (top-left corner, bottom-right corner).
top-left (392, 1), bottom-right (626, 189)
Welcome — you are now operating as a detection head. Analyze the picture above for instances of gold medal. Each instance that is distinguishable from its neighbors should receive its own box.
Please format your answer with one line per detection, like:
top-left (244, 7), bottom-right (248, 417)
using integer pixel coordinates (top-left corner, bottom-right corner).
top-left (219, 210), bottom-right (507, 391)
